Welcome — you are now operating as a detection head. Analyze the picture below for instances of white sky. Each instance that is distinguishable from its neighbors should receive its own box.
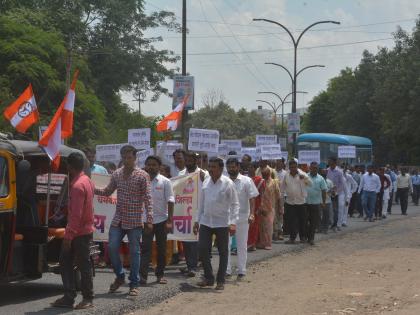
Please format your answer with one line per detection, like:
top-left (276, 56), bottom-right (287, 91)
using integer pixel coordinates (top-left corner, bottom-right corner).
top-left (123, 0), bottom-right (420, 116)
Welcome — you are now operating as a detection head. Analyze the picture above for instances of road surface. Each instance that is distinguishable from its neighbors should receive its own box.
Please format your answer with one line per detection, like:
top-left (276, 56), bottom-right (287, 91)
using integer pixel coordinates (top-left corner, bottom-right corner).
top-left (1, 204), bottom-right (419, 315)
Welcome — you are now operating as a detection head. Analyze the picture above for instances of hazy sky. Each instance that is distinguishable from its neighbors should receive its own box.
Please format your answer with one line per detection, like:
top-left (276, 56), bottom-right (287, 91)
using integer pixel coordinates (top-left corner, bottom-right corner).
top-left (123, 0), bottom-right (420, 116)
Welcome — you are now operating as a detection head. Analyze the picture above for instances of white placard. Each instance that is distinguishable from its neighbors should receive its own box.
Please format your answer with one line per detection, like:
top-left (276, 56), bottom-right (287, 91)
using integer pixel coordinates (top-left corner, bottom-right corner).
top-left (96, 143), bottom-right (128, 164)
top-left (241, 147), bottom-right (257, 162)
top-left (298, 150), bottom-right (321, 165)
top-left (188, 128), bottom-right (219, 153)
top-left (217, 143), bottom-right (229, 159)
top-left (158, 142), bottom-right (183, 165)
top-left (260, 144), bottom-right (282, 161)
top-left (256, 134), bottom-right (277, 147)
top-left (128, 128), bottom-right (151, 150)
top-left (287, 113), bottom-right (300, 133)
top-left (136, 148), bottom-right (155, 168)
top-left (281, 152), bottom-right (289, 161)
top-left (338, 145), bottom-right (356, 158)
top-left (279, 137), bottom-right (287, 148)
top-left (221, 139), bottom-right (242, 154)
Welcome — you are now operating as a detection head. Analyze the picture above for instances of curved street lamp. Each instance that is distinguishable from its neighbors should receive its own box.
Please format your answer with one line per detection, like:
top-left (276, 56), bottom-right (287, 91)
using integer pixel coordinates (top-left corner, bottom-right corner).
top-left (252, 18), bottom-right (340, 152)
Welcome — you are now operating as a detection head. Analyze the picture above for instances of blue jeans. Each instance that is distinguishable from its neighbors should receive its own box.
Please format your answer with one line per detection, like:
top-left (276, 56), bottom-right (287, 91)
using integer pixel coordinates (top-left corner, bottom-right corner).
top-left (362, 191), bottom-right (377, 219)
top-left (109, 226), bottom-right (142, 288)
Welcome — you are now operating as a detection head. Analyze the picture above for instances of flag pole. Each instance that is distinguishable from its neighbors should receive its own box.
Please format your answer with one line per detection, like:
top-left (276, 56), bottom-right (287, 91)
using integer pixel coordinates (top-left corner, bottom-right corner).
top-left (45, 160), bottom-right (52, 227)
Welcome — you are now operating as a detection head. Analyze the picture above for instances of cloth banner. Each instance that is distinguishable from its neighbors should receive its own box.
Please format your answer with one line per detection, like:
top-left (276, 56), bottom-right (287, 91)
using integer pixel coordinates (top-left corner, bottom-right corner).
top-left (92, 172), bottom-right (199, 242)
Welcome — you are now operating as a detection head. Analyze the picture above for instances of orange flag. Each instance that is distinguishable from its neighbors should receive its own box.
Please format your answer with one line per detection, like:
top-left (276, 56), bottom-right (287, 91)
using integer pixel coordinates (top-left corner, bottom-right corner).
top-left (156, 95), bottom-right (189, 132)
top-left (61, 70), bottom-right (79, 138)
top-left (3, 84), bottom-right (39, 133)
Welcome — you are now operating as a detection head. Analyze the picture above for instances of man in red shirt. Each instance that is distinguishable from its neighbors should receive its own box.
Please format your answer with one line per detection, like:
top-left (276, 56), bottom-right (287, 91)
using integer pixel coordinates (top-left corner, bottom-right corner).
top-left (51, 152), bottom-right (95, 309)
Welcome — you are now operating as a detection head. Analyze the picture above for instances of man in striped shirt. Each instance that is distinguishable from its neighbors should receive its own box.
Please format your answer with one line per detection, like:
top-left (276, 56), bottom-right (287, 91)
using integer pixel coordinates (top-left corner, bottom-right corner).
top-left (95, 145), bottom-right (153, 296)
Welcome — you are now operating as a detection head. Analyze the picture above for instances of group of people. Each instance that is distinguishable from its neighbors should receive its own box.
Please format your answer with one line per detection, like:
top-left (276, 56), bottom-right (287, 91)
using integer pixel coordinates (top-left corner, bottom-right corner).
top-left (52, 144), bottom-right (419, 309)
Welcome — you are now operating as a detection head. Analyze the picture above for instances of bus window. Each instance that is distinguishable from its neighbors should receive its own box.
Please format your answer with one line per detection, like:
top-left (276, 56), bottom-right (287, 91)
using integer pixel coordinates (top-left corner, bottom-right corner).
top-left (0, 157), bottom-right (9, 197)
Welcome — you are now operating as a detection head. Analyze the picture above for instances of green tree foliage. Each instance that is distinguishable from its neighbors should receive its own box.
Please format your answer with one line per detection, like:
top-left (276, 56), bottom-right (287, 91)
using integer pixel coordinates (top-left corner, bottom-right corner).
top-left (304, 19), bottom-right (420, 164)
top-left (187, 102), bottom-right (271, 146)
top-left (0, 1), bottom-right (179, 148)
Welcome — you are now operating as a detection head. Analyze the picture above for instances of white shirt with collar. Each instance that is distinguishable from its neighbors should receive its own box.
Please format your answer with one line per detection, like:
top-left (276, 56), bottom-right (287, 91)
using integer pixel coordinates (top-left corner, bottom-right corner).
top-left (198, 174), bottom-right (240, 228)
top-left (230, 173), bottom-right (259, 223)
top-left (151, 173), bottom-right (175, 224)
top-left (358, 172), bottom-right (381, 193)
top-left (178, 166), bottom-right (209, 177)
top-left (277, 169), bottom-right (287, 182)
top-left (281, 169), bottom-right (312, 205)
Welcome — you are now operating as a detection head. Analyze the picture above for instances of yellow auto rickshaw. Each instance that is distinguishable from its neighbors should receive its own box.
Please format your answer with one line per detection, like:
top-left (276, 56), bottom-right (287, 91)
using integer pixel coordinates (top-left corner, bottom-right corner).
top-left (0, 138), bottom-right (97, 284)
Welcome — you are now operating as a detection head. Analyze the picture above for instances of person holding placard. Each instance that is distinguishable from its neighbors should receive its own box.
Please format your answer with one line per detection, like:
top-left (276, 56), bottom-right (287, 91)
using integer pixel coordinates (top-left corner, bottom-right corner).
top-left (95, 145), bottom-right (153, 297)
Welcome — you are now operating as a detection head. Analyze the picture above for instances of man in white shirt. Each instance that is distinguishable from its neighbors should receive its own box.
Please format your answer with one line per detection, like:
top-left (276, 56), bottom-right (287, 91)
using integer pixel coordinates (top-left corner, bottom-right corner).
top-left (171, 149), bottom-right (186, 177)
top-left (342, 169), bottom-right (358, 227)
top-left (281, 160), bottom-right (312, 244)
top-left (140, 156), bottom-right (175, 284)
top-left (358, 164), bottom-right (381, 222)
top-left (194, 157), bottom-right (239, 290)
top-left (396, 168), bottom-right (413, 215)
top-left (225, 158), bottom-right (259, 281)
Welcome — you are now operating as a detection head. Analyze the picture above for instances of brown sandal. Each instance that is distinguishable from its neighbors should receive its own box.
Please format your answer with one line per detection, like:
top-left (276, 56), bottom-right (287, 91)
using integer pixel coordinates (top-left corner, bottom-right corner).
top-left (157, 277), bottom-right (167, 284)
top-left (128, 287), bottom-right (139, 296)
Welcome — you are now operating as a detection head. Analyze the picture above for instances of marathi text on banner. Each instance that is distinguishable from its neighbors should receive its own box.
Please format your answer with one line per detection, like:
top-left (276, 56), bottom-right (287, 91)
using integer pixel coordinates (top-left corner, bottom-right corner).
top-left (338, 145), bottom-right (356, 158)
top-left (298, 150), bottom-right (321, 165)
top-left (188, 128), bottom-right (219, 153)
top-left (92, 172), bottom-right (199, 242)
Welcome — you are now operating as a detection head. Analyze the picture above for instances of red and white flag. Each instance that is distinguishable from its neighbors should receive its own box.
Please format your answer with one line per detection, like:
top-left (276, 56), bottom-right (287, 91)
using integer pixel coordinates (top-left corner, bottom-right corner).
top-left (3, 84), bottom-right (39, 133)
top-left (38, 105), bottom-right (63, 170)
top-left (39, 71), bottom-right (79, 169)
top-left (156, 95), bottom-right (189, 132)
top-left (61, 70), bottom-right (78, 138)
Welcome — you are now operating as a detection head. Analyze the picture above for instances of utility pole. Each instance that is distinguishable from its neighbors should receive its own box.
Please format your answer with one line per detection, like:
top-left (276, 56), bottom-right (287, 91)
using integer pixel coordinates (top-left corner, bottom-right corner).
top-left (181, 0), bottom-right (188, 146)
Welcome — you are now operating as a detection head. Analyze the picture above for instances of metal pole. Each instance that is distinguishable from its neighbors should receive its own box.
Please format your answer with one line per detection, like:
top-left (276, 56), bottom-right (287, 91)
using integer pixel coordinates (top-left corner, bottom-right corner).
top-left (181, 0), bottom-right (188, 146)
top-left (45, 161), bottom-right (52, 226)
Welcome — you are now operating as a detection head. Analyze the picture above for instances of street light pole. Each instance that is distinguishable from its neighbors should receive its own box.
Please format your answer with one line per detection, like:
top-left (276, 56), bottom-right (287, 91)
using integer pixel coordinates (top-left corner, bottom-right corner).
top-left (253, 18), bottom-right (340, 152)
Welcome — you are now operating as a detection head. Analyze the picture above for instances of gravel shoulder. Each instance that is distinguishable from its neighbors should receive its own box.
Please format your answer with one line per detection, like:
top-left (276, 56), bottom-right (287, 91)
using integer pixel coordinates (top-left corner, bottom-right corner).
top-left (139, 211), bottom-right (420, 315)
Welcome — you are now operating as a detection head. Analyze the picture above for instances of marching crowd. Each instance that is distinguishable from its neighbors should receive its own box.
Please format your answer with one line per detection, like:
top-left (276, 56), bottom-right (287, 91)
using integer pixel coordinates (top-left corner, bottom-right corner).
top-left (52, 144), bottom-right (420, 309)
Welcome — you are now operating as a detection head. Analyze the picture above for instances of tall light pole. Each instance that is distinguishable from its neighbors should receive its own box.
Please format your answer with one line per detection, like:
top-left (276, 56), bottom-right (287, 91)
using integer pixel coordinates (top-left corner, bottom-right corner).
top-left (253, 18), bottom-right (340, 152)
top-left (265, 63), bottom-right (325, 88)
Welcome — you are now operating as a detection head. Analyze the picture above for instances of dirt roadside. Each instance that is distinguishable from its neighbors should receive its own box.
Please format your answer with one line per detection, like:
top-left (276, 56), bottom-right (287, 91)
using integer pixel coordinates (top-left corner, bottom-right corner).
top-left (137, 214), bottom-right (420, 315)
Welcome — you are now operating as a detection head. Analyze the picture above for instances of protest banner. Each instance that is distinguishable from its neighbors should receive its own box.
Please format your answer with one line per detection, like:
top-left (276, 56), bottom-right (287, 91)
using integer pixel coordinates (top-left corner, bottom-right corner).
top-left (92, 174), bottom-right (117, 242)
top-left (217, 143), bottom-right (229, 159)
top-left (167, 172), bottom-right (199, 241)
top-left (96, 143), bottom-right (128, 165)
top-left (256, 134), bottom-right (277, 146)
top-left (287, 113), bottom-right (300, 133)
top-left (173, 75), bottom-right (194, 110)
top-left (281, 151), bottom-right (289, 161)
top-left (221, 139), bottom-right (242, 154)
top-left (338, 145), bottom-right (356, 158)
top-left (298, 150), bottom-right (321, 165)
top-left (92, 172), bottom-right (199, 242)
top-left (260, 144), bottom-right (282, 161)
top-left (128, 128), bottom-right (151, 150)
top-left (241, 147), bottom-right (257, 161)
top-left (188, 128), bottom-right (219, 153)
top-left (136, 147), bottom-right (155, 168)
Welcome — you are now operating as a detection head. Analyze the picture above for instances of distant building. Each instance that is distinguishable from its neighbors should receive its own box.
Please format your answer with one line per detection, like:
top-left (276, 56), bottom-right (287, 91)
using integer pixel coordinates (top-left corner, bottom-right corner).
top-left (255, 105), bottom-right (273, 122)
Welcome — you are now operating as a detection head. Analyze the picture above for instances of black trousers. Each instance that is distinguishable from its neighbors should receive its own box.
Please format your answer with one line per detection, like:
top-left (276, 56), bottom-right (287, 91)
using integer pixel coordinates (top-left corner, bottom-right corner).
top-left (348, 192), bottom-right (358, 216)
top-left (413, 184), bottom-right (420, 205)
top-left (140, 220), bottom-right (167, 280)
top-left (375, 191), bottom-right (384, 217)
top-left (198, 225), bottom-right (229, 284)
top-left (306, 204), bottom-right (320, 241)
top-left (286, 203), bottom-right (307, 241)
top-left (182, 241), bottom-right (198, 271)
top-left (398, 188), bottom-right (409, 214)
top-left (387, 190), bottom-right (393, 213)
top-left (60, 233), bottom-right (94, 302)
top-left (320, 203), bottom-right (330, 232)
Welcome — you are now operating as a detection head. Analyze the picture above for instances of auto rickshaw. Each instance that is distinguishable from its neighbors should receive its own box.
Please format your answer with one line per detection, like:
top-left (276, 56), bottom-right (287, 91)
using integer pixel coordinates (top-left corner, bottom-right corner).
top-left (0, 138), bottom-right (97, 284)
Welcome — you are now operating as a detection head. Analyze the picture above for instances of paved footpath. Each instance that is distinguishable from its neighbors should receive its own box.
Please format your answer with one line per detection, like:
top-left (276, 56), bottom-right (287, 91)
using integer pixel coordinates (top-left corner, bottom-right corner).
top-left (1, 204), bottom-right (418, 315)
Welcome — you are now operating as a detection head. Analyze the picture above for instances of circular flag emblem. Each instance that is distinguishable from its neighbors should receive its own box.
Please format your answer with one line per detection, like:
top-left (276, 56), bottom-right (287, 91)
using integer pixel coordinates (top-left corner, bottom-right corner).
top-left (17, 101), bottom-right (35, 118)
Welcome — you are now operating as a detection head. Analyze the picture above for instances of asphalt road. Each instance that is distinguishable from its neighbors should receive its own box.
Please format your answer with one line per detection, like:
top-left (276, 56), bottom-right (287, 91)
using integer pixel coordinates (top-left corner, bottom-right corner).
top-left (1, 203), bottom-right (419, 315)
